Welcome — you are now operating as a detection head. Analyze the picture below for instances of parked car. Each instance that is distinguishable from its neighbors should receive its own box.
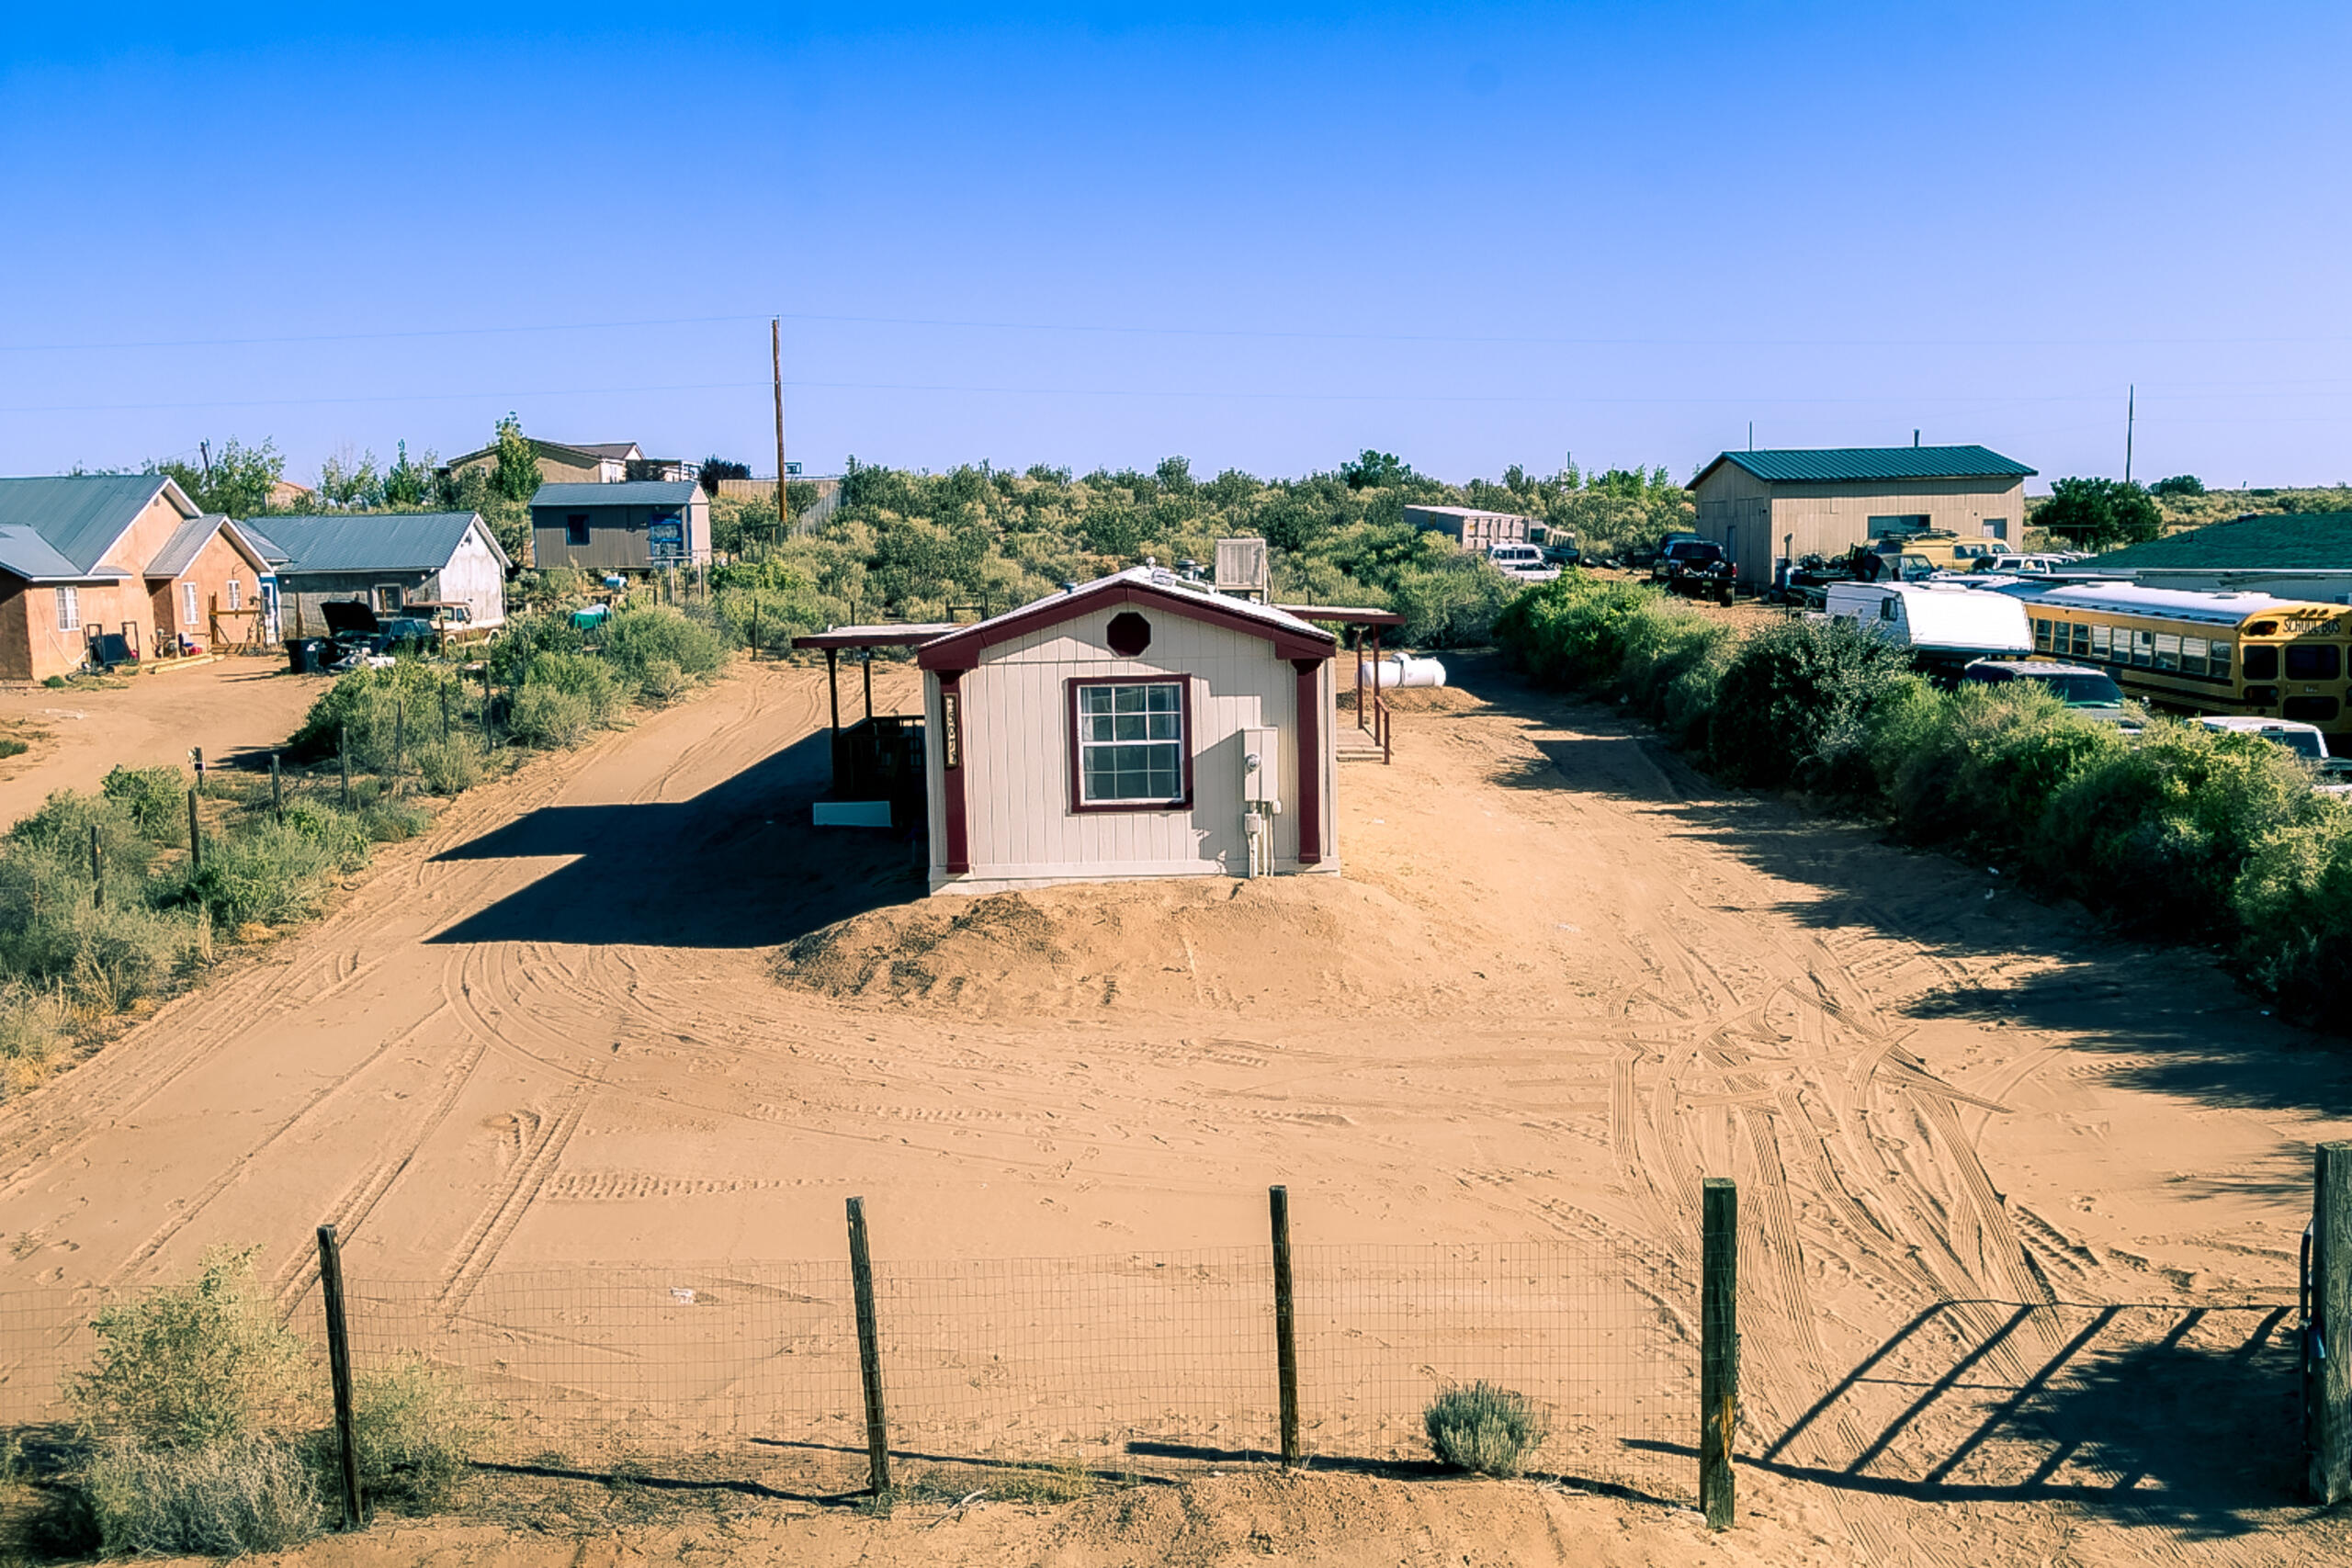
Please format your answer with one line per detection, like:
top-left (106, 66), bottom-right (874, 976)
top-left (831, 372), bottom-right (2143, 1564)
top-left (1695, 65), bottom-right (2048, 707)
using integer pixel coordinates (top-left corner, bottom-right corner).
top-left (1973, 553), bottom-right (2074, 575)
top-left (1960, 660), bottom-right (2133, 723)
top-left (2197, 716), bottom-right (2352, 786)
top-left (1651, 538), bottom-right (1735, 603)
top-left (1541, 537), bottom-right (1583, 568)
top-left (1486, 543), bottom-right (1562, 583)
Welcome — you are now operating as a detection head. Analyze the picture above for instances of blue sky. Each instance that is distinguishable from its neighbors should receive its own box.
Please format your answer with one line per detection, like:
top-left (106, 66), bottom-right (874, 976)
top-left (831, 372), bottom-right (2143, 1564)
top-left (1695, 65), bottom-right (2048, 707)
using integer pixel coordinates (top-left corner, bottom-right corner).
top-left (4, 2), bottom-right (2347, 491)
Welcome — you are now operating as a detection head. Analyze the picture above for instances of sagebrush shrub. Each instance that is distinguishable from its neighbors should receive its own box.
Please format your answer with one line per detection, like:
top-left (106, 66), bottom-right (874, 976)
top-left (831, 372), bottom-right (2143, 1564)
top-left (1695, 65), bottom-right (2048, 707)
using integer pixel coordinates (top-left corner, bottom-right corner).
top-left (601, 605), bottom-right (729, 685)
top-left (508, 684), bottom-right (593, 748)
top-left (343, 1353), bottom-right (484, 1511)
top-left (1704, 617), bottom-right (1913, 794)
top-left (636, 657), bottom-right (689, 706)
top-left (1424, 1382), bottom-right (1548, 1477)
top-left (83, 1438), bottom-right (323, 1555)
top-left (99, 765), bottom-right (187, 840)
top-left (71, 1247), bottom-right (308, 1449)
top-left (522, 651), bottom-right (616, 728)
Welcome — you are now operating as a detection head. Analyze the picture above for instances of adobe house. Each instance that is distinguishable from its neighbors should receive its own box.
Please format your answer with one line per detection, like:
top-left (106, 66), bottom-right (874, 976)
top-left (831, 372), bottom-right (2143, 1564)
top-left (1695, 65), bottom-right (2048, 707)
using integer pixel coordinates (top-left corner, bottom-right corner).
top-left (1688, 445), bottom-right (2037, 588)
top-left (796, 568), bottom-right (1343, 895)
top-left (243, 511), bottom-right (511, 636)
top-left (0, 475), bottom-right (276, 680)
top-left (529, 481), bottom-right (711, 572)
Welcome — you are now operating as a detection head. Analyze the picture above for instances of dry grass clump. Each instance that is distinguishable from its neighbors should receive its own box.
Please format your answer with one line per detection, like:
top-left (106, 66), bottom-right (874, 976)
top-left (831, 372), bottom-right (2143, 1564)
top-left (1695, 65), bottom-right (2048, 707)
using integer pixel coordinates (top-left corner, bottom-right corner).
top-left (81, 1438), bottom-right (323, 1554)
top-left (1423, 1382), bottom-right (1548, 1477)
top-left (350, 1352), bottom-right (486, 1513)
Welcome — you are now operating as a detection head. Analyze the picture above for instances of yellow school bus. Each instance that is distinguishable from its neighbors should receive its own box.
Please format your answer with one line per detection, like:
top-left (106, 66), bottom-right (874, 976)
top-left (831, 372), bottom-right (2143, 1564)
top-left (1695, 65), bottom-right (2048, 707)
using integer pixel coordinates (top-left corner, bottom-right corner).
top-left (2010, 583), bottom-right (2352, 733)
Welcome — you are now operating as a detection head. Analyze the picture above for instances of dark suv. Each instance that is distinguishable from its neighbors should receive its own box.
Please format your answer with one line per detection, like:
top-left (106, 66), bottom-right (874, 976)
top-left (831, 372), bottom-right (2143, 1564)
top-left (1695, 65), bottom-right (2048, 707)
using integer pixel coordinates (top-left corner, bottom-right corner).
top-left (1651, 539), bottom-right (1735, 604)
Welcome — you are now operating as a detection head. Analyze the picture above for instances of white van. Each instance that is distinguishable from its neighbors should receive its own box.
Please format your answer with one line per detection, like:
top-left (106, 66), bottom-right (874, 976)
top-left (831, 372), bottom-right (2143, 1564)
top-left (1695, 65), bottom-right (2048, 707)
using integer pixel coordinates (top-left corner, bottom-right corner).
top-left (1822, 581), bottom-right (2034, 667)
top-left (1486, 543), bottom-right (1561, 582)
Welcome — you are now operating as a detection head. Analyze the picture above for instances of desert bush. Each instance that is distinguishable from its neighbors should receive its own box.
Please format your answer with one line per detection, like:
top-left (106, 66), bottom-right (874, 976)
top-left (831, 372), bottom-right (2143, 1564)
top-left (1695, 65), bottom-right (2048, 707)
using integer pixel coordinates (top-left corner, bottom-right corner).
top-left (1388, 559), bottom-right (1515, 648)
top-left (2233, 801), bottom-right (2352, 1021)
top-left (521, 651), bottom-right (616, 728)
top-left (2037, 718), bottom-right (2325, 939)
top-left (1491, 572), bottom-right (1672, 691)
top-left (288, 661), bottom-right (456, 771)
top-left (600, 605), bottom-right (729, 687)
top-left (360, 797), bottom-right (434, 842)
top-left (161, 818), bottom-right (349, 929)
top-left (1703, 617), bottom-right (1914, 794)
top-left (0, 874), bottom-right (200, 1013)
top-left (10, 788), bottom-right (155, 877)
top-left (635, 657), bottom-right (688, 706)
top-left (99, 765), bottom-right (187, 840)
top-left (1424, 1382), bottom-right (1548, 1477)
top-left (485, 612), bottom-right (588, 685)
top-left (72, 1247), bottom-right (309, 1449)
top-left (413, 739), bottom-right (481, 795)
top-left (0, 984), bottom-right (74, 1098)
top-left (340, 1353), bottom-right (483, 1512)
top-left (282, 801), bottom-right (373, 865)
top-left (507, 683), bottom-right (594, 748)
top-left (1881, 683), bottom-right (2129, 844)
top-left (83, 1438), bottom-right (323, 1555)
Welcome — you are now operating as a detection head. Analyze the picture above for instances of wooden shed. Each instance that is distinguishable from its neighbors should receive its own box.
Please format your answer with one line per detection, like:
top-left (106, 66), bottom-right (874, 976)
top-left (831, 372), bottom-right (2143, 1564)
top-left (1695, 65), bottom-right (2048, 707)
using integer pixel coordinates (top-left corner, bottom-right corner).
top-left (888, 568), bottom-right (1340, 895)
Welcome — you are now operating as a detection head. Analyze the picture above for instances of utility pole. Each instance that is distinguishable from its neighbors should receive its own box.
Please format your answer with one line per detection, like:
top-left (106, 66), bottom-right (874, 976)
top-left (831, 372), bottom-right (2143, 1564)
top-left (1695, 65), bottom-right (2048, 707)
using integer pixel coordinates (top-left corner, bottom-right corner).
top-left (2125, 385), bottom-right (2135, 485)
top-left (772, 317), bottom-right (788, 549)
top-left (198, 440), bottom-right (211, 478)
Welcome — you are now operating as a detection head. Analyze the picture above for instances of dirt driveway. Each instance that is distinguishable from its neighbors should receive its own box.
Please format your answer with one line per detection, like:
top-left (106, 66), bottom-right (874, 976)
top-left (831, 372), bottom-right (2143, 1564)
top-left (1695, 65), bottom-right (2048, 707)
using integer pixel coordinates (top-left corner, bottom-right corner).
top-left (0, 655), bottom-right (2344, 1566)
top-left (0, 656), bottom-right (329, 827)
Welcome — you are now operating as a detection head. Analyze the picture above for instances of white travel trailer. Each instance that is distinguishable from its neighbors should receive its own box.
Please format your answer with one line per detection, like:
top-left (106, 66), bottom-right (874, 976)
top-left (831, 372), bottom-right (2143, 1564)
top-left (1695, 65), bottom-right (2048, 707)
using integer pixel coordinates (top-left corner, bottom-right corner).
top-left (1822, 581), bottom-right (2032, 673)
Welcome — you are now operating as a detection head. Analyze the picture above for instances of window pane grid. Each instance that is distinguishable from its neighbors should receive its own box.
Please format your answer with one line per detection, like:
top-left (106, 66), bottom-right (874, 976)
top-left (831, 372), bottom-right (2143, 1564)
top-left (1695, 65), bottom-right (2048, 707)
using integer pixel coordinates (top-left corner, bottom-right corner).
top-left (1078, 682), bottom-right (1186, 804)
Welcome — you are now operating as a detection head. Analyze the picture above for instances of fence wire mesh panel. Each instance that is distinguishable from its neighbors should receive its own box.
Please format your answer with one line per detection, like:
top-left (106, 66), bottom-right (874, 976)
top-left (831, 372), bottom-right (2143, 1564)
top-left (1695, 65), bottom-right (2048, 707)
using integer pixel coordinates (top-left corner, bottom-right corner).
top-left (872, 1247), bottom-right (1278, 1474)
top-left (0, 1239), bottom-right (1692, 1501)
top-left (1293, 1242), bottom-right (1689, 1497)
top-left (340, 1266), bottom-right (869, 1493)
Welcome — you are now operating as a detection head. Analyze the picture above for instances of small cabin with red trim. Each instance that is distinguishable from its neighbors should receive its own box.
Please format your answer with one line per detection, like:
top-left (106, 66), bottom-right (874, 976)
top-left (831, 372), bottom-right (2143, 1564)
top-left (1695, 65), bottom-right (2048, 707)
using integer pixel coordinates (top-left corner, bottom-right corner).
top-left (891, 567), bottom-right (1341, 895)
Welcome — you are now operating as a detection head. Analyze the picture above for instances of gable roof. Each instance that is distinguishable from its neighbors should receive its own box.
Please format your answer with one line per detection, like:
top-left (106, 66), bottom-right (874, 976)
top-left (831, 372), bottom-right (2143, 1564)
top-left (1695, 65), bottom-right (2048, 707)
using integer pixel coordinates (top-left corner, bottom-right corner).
top-left (530, 480), bottom-right (700, 508)
top-left (144, 513), bottom-right (274, 579)
top-left (0, 473), bottom-right (194, 574)
top-left (2088, 513), bottom-right (2352, 571)
top-left (254, 512), bottom-right (511, 574)
top-left (1690, 445), bottom-right (2037, 489)
top-left (0, 525), bottom-right (101, 582)
top-left (916, 567), bottom-right (1337, 671)
top-left (446, 437), bottom-right (638, 469)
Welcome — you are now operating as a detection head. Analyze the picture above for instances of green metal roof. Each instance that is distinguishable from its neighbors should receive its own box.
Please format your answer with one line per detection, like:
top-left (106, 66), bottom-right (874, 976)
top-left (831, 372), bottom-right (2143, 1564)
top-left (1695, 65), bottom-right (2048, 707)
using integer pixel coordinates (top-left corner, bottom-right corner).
top-left (0, 525), bottom-right (101, 582)
top-left (259, 512), bottom-right (510, 574)
top-left (1691, 445), bottom-right (2036, 488)
top-left (0, 474), bottom-right (175, 572)
top-left (530, 481), bottom-right (700, 509)
top-left (2090, 513), bottom-right (2352, 571)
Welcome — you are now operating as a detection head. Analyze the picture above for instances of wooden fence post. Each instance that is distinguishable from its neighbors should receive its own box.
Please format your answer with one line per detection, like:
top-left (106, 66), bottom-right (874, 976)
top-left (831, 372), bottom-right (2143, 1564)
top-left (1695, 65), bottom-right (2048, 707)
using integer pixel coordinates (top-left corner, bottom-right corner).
top-left (1271, 1184), bottom-right (1300, 1467)
top-left (2312, 1142), bottom-right (2352, 1503)
top-left (270, 753), bottom-right (283, 821)
top-left (392, 702), bottom-right (406, 798)
top-left (315, 1224), bottom-right (366, 1529)
top-left (846, 1196), bottom-right (891, 1495)
top-left (191, 745), bottom-right (204, 794)
top-left (439, 683), bottom-right (450, 745)
top-left (89, 824), bottom-right (101, 907)
top-left (339, 724), bottom-right (352, 809)
top-left (481, 669), bottom-right (494, 750)
top-left (1701, 1178), bottom-right (1739, 1529)
top-left (185, 788), bottom-right (202, 872)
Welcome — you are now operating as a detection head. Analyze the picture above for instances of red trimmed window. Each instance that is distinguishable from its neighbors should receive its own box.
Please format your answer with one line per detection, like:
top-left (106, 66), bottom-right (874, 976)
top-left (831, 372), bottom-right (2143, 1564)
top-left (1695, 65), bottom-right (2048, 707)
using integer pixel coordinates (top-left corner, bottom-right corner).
top-left (1069, 678), bottom-right (1191, 810)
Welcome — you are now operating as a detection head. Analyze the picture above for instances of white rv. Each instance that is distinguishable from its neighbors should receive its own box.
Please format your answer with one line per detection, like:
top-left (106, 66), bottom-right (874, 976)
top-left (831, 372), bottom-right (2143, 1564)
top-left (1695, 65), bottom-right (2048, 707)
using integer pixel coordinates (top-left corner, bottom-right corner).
top-left (1822, 581), bottom-right (2033, 671)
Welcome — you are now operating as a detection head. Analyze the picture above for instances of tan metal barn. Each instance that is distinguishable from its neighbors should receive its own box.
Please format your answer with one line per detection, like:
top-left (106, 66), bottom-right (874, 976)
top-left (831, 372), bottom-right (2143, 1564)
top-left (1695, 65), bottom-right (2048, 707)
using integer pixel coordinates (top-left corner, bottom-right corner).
top-left (1688, 446), bottom-right (2037, 588)
top-left (903, 567), bottom-right (1342, 896)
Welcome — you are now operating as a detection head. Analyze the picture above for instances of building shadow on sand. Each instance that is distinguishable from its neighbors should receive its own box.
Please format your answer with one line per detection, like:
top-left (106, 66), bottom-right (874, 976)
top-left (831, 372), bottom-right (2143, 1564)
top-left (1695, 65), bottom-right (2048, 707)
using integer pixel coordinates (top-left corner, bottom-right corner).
top-left (424, 728), bottom-right (923, 950)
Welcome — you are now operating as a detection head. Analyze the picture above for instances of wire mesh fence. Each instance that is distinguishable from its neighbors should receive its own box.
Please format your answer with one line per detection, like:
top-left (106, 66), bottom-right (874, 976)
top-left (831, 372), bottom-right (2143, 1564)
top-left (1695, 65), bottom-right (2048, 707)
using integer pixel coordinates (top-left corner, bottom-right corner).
top-left (0, 1233), bottom-right (1692, 1504)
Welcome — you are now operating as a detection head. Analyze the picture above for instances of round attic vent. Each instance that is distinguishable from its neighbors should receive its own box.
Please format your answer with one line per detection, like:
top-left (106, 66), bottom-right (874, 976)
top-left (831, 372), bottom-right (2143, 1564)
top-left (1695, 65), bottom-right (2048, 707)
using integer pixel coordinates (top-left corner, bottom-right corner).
top-left (1106, 611), bottom-right (1152, 658)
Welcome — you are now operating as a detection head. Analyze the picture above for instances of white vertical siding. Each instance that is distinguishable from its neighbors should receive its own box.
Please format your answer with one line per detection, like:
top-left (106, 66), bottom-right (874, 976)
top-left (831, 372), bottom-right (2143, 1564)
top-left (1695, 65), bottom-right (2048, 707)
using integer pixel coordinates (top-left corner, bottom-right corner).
top-left (924, 602), bottom-right (1339, 893)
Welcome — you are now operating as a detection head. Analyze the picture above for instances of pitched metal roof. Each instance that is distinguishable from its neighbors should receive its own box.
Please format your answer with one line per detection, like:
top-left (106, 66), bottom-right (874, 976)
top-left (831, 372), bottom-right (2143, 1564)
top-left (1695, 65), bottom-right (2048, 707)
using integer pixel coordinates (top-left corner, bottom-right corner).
top-left (0, 473), bottom-right (183, 572)
top-left (2089, 513), bottom-right (2352, 571)
top-left (258, 511), bottom-right (509, 574)
top-left (915, 566), bottom-right (1336, 671)
top-left (2008, 581), bottom-right (2320, 627)
top-left (0, 525), bottom-right (105, 582)
top-left (143, 513), bottom-right (273, 579)
top-left (530, 481), bottom-right (701, 508)
top-left (1690, 445), bottom-right (2037, 488)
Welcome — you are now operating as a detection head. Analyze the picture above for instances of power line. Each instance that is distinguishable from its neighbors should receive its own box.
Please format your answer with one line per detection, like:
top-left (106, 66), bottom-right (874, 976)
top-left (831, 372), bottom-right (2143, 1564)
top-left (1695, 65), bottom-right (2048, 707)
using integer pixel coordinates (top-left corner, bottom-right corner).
top-left (5, 309), bottom-right (2351, 355)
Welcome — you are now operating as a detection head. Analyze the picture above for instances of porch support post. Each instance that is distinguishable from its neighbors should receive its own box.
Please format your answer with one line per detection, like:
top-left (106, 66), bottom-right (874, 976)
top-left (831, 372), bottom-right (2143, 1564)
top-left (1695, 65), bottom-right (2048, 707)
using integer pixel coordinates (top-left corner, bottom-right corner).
top-left (940, 669), bottom-right (969, 875)
top-left (1292, 659), bottom-right (1323, 865)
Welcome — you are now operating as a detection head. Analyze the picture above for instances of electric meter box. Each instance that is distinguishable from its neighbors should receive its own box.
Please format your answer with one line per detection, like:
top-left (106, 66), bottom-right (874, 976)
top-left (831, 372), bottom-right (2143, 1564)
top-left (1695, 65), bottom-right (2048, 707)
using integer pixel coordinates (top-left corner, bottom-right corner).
top-left (1241, 727), bottom-right (1280, 806)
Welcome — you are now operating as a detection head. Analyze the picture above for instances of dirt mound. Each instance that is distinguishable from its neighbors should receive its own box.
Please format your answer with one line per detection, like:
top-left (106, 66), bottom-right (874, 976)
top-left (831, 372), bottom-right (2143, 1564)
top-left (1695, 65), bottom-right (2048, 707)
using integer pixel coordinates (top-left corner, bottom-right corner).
top-left (775, 876), bottom-right (1482, 1017)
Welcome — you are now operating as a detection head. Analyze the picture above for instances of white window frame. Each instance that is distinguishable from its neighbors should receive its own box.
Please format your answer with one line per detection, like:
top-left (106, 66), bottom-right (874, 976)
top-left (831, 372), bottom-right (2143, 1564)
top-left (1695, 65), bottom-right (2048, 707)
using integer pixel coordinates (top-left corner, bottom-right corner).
top-left (1069, 678), bottom-right (1191, 811)
top-left (226, 579), bottom-right (242, 611)
top-left (55, 586), bottom-right (80, 631)
top-left (182, 581), bottom-right (198, 624)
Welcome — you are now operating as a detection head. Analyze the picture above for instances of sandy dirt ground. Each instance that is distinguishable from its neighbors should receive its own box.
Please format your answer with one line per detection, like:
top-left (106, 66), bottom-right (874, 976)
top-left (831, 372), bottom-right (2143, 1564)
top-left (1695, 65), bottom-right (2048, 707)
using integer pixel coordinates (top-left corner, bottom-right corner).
top-left (0, 657), bottom-right (331, 829)
top-left (2, 654), bottom-right (2346, 1566)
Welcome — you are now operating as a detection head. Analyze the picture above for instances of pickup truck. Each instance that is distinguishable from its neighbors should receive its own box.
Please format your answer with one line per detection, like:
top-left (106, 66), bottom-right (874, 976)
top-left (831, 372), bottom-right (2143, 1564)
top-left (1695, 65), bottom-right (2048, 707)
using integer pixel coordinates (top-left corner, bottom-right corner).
top-left (1651, 538), bottom-right (1735, 604)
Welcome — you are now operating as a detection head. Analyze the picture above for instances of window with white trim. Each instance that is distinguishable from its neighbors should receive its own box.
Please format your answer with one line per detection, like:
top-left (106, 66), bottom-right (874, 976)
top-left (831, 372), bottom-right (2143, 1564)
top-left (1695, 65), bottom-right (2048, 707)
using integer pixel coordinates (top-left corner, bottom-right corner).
top-left (1075, 682), bottom-right (1185, 804)
top-left (182, 582), bottom-right (198, 623)
top-left (55, 587), bottom-right (79, 631)
top-left (226, 579), bottom-right (242, 611)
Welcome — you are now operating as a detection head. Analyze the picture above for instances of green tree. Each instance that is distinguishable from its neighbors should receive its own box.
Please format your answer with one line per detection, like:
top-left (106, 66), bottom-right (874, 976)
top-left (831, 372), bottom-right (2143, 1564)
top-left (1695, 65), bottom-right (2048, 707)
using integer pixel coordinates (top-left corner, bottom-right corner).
top-left (151, 438), bottom-right (284, 518)
top-left (2035, 477), bottom-right (2163, 550)
top-left (1340, 449), bottom-right (1416, 490)
top-left (382, 441), bottom-right (435, 507)
top-left (2150, 474), bottom-right (2206, 497)
top-left (315, 447), bottom-right (381, 509)
top-left (489, 413), bottom-right (542, 502)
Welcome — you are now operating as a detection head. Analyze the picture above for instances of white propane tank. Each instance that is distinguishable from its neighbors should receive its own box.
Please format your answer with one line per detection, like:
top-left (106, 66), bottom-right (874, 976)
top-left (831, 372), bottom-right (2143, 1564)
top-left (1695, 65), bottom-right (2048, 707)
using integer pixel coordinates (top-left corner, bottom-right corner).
top-left (1362, 655), bottom-right (1447, 690)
